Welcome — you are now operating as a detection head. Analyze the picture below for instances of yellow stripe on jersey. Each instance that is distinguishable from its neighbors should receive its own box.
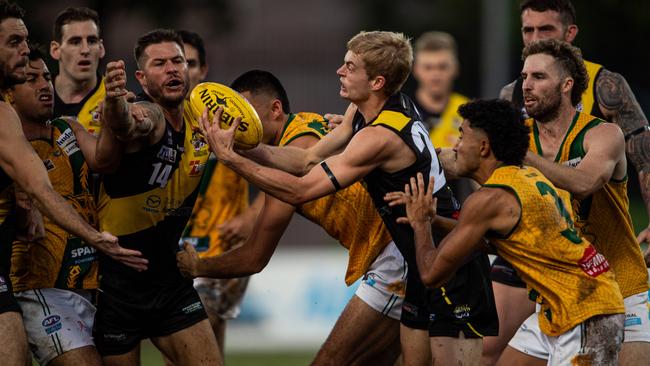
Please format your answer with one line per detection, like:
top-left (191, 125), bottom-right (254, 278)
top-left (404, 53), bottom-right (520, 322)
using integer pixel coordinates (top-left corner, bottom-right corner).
top-left (527, 112), bottom-right (649, 298)
top-left (485, 165), bottom-right (624, 336)
top-left (282, 112), bottom-right (393, 285)
top-left (76, 79), bottom-right (105, 136)
top-left (579, 61), bottom-right (602, 116)
top-left (429, 93), bottom-right (469, 149)
top-left (372, 110), bottom-right (411, 132)
top-left (99, 104), bottom-right (210, 236)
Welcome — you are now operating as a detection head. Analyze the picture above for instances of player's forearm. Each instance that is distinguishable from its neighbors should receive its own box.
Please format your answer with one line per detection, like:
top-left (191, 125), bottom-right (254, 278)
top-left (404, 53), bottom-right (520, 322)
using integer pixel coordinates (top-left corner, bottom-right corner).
top-left (525, 153), bottom-right (602, 199)
top-left (242, 144), bottom-right (316, 176)
top-left (103, 96), bottom-right (135, 141)
top-left (411, 222), bottom-right (443, 287)
top-left (29, 182), bottom-right (99, 244)
top-left (223, 153), bottom-right (309, 205)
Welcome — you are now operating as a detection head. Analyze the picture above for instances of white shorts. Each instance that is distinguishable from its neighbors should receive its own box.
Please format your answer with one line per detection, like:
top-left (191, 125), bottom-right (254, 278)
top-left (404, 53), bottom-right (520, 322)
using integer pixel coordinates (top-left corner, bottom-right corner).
top-left (355, 241), bottom-right (406, 320)
top-left (15, 288), bottom-right (96, 365)
top-left (509, 311), bottom-right (624, 365)
top-left (510, 291), bottom-right (650, 361)
top-left (194, 276), bottom-right (250, 320)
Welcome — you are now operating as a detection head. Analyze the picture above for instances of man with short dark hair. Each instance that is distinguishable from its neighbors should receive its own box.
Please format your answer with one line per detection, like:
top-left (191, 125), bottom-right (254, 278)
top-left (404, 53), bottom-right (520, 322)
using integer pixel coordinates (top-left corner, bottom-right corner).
top-left (392, 98), bottom-right (625, 365)
top-left (485, 1), bottom-right (650, 362)
top-left (50, 7), bottom-right (105, 135)
top-left (501, 38), bottom-right (649, 365)
top-left (0, 3), bottom-right (145, 365)
top-left (86, 29), bottom-right (221, 366)
top-left (7, 44), bottom-right (103, 366)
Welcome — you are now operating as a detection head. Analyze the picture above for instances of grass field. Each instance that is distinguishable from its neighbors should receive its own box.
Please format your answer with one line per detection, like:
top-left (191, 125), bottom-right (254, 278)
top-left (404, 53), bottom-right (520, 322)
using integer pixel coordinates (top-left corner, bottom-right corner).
top-left (140, 342), bottom-right (315, 366)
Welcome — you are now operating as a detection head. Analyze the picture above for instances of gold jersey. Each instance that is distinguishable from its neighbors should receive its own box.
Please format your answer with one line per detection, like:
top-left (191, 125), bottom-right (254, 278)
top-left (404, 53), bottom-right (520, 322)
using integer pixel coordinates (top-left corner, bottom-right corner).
top-left (99, 101), bottom-right (211, 281)
top-left (11, 119), bottom-right (99, 291)
top-left (280, 113), bottom-right (393, 285)
top-left (428, 92), bottom-right (469, 148)
top-left (183, 158), bottom-right (249, 258)
top-left (54, 78), bottom-right (105, 136)
top-left (485, 165), bottom-right (624, 336)
top-left (527, 112), bottom-right (649, 297)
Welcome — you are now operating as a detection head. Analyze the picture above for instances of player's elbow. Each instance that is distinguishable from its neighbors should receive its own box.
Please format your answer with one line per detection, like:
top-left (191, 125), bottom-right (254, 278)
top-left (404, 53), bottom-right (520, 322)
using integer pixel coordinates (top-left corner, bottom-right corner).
top-left (572, 176), bottom-right (606, 200)
top-left (420, 269), bottom-right (444, 289)
top-left (248, 255), bottom-right (271, 274)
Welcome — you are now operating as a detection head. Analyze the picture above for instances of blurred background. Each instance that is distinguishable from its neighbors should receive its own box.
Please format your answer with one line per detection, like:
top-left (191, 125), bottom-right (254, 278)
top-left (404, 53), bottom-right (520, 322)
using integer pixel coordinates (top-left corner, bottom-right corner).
top-left (18, 0), bottom-right (650, 364)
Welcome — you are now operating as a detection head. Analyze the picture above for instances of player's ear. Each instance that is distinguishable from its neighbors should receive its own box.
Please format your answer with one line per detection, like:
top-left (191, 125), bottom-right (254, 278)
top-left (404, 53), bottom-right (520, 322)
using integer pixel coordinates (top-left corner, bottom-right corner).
top-left (561, 77), bottom-right (574, 96)
top-left (50, 41), bottom-right (61, 60)
top-left (135, 70), bottom-right (145, 86)
top-left (99, 39), bottom-right (106, 59)
top-left (565, 24), bottom-right (578, 43)
top-left (270, 99), bottom-right (283, 118)
top-left (480, 138), bottom-right (491, 158)
top-left (200, 64), bottom-right (209, 80)
top-left (370, 75), bottom-right (386, 92)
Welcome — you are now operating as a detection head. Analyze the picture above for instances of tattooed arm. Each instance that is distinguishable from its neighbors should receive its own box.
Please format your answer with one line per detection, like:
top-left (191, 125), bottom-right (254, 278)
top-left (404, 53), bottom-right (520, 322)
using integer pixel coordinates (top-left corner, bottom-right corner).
top-left (596, 69), bottom-right (650, 265)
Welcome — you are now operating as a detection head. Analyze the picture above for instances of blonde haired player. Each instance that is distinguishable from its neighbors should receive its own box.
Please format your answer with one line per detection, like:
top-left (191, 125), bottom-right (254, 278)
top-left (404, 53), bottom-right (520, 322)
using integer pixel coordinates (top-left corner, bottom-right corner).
top-left (391, 99), bottom-right (625, 365)
top-left (199, 31), bottom-right (497, 366)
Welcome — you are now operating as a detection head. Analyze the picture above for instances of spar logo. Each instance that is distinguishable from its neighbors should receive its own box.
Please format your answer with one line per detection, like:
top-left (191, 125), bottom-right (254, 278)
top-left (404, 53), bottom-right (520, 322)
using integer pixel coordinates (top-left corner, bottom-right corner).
top-left (579, 245), bottom-right (610, 277)
top-left (42, 314), bottom-right (62, 335)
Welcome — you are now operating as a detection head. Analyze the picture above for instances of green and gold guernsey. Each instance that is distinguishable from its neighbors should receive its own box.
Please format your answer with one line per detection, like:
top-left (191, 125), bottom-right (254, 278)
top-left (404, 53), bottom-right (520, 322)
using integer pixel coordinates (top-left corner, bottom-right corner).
top-left (527, 112), bottom-right (649, 298)
top-left (54, 76), bottom-right (105, 136)
top-left (11, 119), bottom-right (99, 291)
top-left (98, 99), bottom-right (210, 283)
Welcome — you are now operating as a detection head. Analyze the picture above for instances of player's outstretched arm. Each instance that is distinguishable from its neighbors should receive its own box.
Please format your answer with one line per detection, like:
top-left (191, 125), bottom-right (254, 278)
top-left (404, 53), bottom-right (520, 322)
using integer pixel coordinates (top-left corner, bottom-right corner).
top-left (595, 70), bottom-right (650, 252)
top-left (201, 106), bottom-right (388, 205)
top-left (177, 195), bottom-right (296, 278)
top-left (0, 104), bottom-right (147, 271)
top-left (242, 104), bottom-right (357, 176)
top-left (401, 173), bottom-right (515, 287)
top-left (525, 123), bottom-right (625, 200)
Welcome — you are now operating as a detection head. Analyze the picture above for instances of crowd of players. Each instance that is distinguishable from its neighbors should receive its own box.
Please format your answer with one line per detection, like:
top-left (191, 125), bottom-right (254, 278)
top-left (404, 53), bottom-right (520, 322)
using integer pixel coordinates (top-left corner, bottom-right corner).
top-left (0, 0), bottom-right (649, 365)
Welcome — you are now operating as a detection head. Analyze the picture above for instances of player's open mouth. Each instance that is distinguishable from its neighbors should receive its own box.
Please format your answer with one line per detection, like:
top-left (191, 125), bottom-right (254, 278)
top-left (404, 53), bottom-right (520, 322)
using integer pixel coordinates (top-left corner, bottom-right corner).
top-left (78, 60), bottom-right (92, 67)
top-left (165, 79), bottom-right (184, 90)
top-left (38, 93), bottom-right (53, 106)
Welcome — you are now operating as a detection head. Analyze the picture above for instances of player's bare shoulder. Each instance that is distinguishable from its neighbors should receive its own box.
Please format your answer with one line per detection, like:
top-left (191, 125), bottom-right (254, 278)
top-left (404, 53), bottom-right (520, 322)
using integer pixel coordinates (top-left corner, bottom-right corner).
top-left (462, 186), bottom-right (520, 234)
top-left (499, 80), bottom-right (517, 101)
top-left (0, 101), bottom-right (24, 139)
top-left (595, 68), bottom-right (647, 135)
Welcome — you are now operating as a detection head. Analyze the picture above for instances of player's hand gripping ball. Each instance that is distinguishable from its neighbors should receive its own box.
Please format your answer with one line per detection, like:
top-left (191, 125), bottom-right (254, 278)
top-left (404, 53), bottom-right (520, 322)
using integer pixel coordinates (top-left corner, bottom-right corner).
top-left (189, 82), bottom-right (263, 149)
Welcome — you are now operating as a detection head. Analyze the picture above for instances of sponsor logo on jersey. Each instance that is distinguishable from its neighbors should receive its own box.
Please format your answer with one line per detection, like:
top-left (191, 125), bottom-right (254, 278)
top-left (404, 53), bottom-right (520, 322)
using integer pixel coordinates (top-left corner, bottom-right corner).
top-left (156, 146), bottom-right (177, 163)
top-left (189, 160), bottom-right (206, 176)
top-left (43, 159), bottom-right (55, 171)
top-left (56, 128), bottom-right (81, 156)
top-left (146, 195), bottom-right (162, 208)
top-left (564, 157), bottom-right (582, 168)
top-left (578, 245), bottom-right (610, 277)
top-left (42, 314), bottom-right (62, 335)
top-left (70, 246), bottom-right (97, 259)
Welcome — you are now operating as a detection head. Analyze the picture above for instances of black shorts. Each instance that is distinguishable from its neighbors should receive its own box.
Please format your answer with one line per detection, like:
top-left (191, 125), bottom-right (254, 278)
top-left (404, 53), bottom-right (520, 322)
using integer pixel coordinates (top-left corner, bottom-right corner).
top-left (94, 274), bottom-right (208, 356)
top-left (490, 256), bottom-right (526, 288)
top-left (0, 273), bottom-right (20, 315)
top-left (400, 265), bottom-right (430, 330)
top-left (428, 253), bottom-right (499, 338)
top-left (0, 217), bottom-right (19, 315)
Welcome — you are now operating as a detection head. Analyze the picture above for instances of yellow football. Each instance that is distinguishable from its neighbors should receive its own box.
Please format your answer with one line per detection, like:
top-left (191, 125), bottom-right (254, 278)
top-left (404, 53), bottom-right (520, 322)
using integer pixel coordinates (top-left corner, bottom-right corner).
top-left (189, 82), bottom-right (263, 149)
